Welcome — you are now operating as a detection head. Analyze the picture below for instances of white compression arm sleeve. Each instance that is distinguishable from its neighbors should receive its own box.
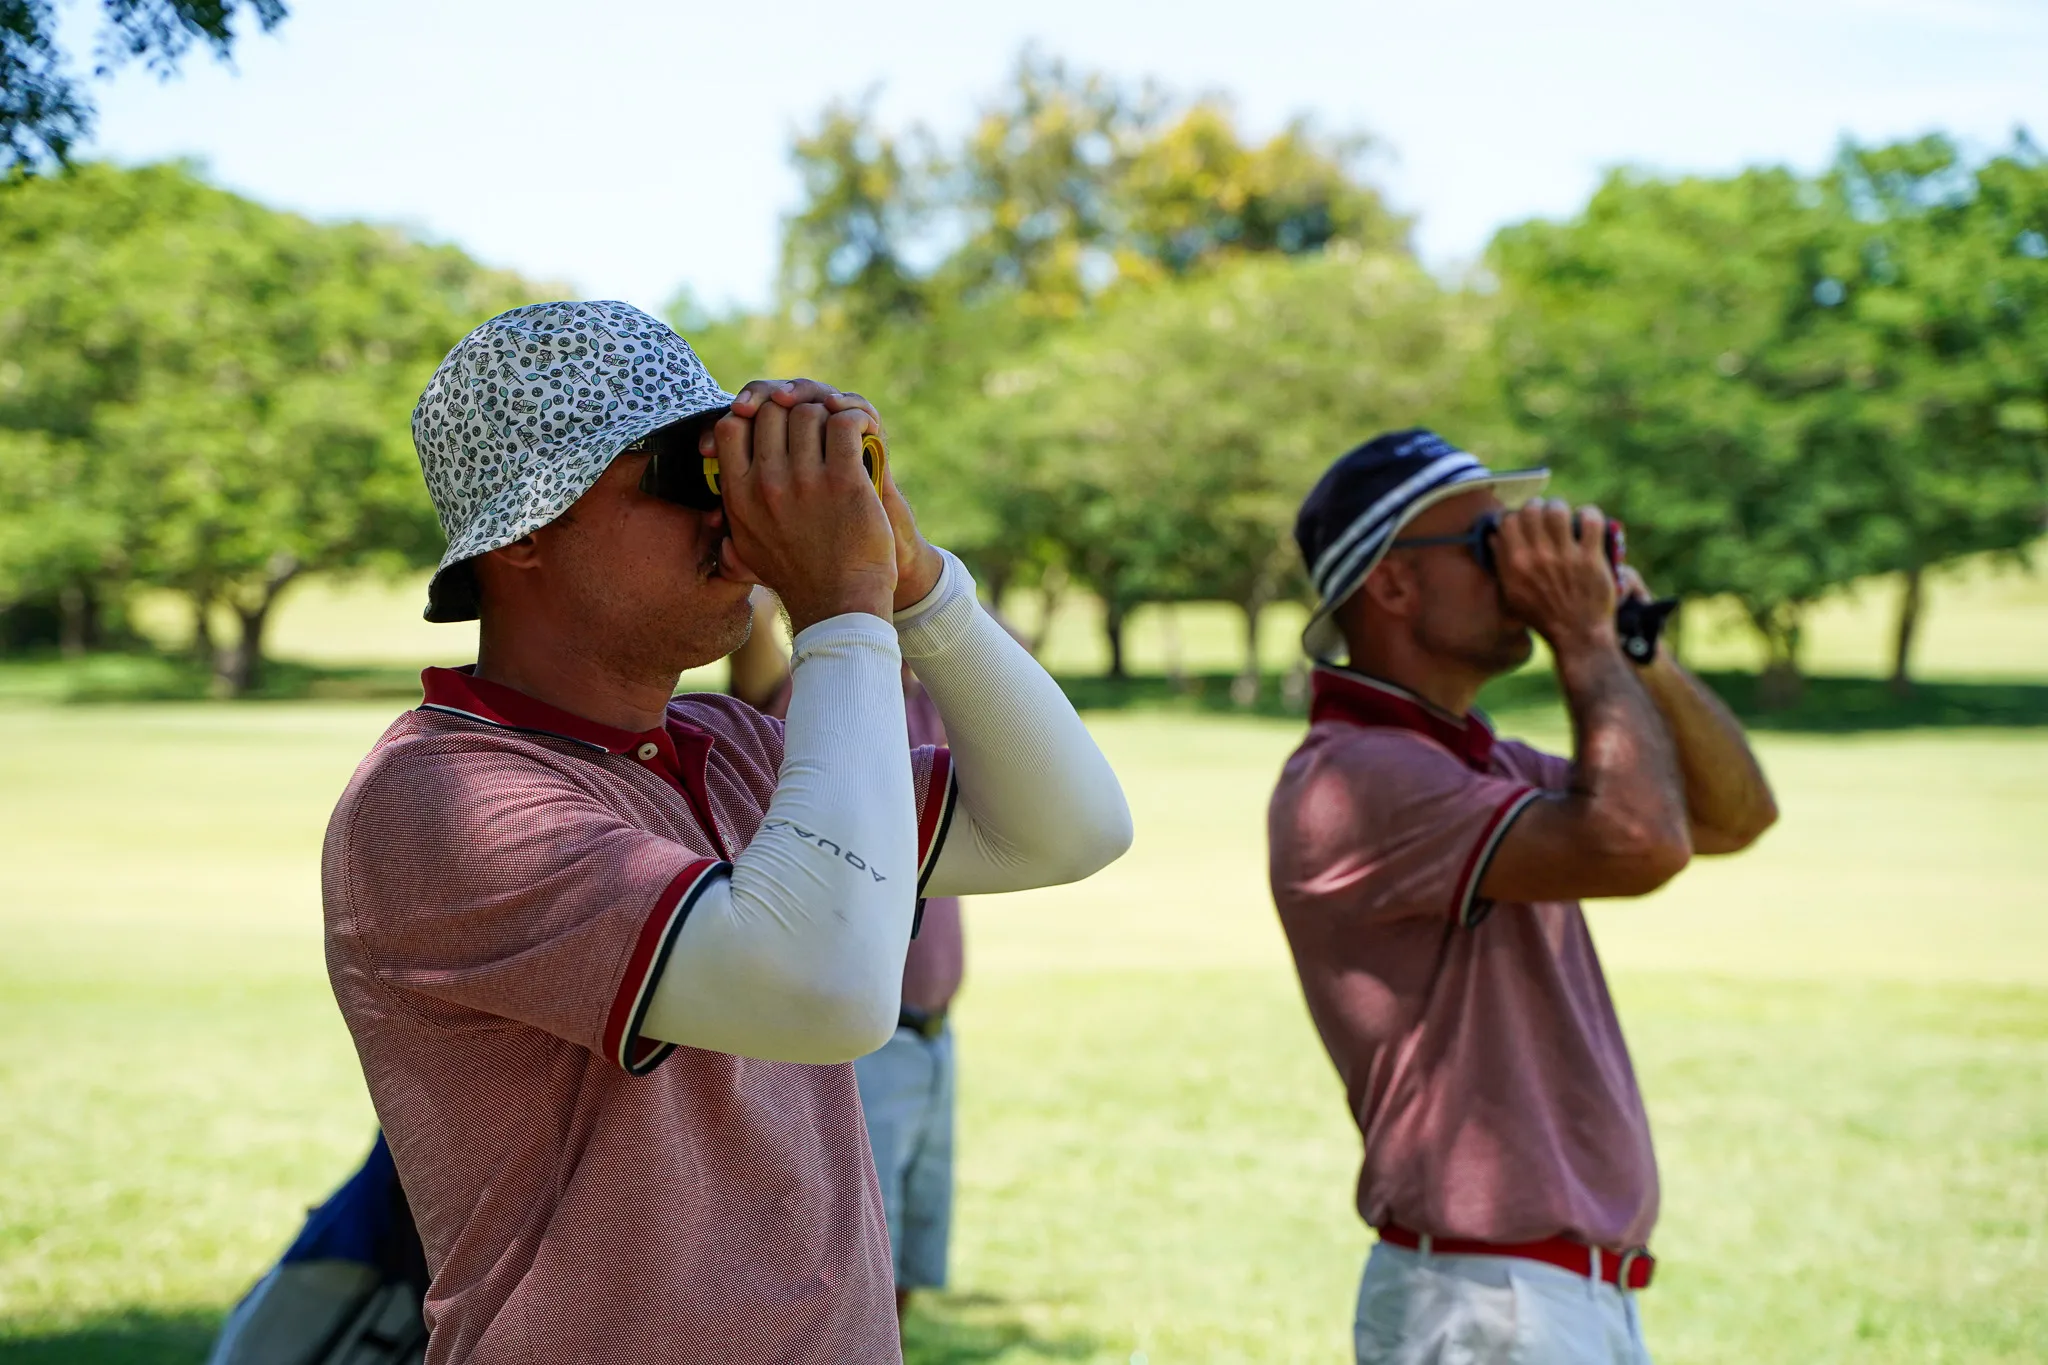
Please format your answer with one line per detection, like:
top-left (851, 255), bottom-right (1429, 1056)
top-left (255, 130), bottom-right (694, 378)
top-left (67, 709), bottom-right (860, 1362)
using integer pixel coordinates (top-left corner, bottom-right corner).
top-left (639, 613), bottom-right (918, 1065)
top-left (898, 550), bottom-right (1134, 897)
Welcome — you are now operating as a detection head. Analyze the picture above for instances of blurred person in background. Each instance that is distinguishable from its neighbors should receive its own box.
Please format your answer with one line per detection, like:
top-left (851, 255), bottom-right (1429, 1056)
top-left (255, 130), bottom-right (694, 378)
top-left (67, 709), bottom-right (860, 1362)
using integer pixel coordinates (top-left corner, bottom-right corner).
top-left (1268, 430), bottom-right (1777, 1365)
top-left (730, 587), bottom-right (1005, 1327)
top-left (321, 301), bottom-right (1132, 1364)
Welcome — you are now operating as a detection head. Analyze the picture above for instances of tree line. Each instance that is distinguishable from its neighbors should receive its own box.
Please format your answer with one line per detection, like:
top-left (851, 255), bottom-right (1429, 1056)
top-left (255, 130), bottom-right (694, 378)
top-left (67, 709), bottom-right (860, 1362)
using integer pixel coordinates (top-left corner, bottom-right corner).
top-left (0, 159), bottom-right (536, 690)
top-left (3, 55), bottom-right (2045, 697)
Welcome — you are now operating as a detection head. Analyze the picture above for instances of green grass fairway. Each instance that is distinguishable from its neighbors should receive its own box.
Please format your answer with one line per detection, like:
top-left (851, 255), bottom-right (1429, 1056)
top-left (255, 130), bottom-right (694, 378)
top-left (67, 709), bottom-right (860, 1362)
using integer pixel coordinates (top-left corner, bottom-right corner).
top-left (2, 701), bottom-right (2044, 1363)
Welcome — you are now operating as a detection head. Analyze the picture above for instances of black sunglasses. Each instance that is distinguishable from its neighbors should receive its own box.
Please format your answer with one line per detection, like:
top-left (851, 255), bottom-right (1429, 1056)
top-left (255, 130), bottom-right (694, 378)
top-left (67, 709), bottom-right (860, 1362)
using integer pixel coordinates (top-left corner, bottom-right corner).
top-left (1389, 511), bottom-right (1504, 574)
top-left (629, 408), bottom-right (730, 512)
top-left (629, 407), bottom-right (890, 512)
top-left (1391, 508), bottom-right (1675, 662)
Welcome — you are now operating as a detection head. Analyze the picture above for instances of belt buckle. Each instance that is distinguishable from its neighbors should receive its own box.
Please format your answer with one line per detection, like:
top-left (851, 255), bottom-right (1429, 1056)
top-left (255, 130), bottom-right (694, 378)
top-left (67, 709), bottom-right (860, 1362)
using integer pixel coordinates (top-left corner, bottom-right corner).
top-left (1616, 1248), bottom-right (1644, 1290)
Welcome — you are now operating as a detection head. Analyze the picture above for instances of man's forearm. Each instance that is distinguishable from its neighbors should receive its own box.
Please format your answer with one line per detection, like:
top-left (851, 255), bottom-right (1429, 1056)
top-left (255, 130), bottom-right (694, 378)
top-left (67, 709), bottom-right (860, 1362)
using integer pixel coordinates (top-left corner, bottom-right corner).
top-left (895, 550), bottom-right (1134, 897)
top-left (1554, 633), bottom-right (1690, 856)
top-left (641, 613), bottom-right (918, 1065)
top-left (1638, 653), bottom-right (1778, 852)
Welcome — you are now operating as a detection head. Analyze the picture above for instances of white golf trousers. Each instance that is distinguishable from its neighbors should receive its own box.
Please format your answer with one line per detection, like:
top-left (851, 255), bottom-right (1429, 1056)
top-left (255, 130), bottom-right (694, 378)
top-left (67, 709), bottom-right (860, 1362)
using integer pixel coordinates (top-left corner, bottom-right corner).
top-left (1353, 1240), bottom-right (1654, 1365)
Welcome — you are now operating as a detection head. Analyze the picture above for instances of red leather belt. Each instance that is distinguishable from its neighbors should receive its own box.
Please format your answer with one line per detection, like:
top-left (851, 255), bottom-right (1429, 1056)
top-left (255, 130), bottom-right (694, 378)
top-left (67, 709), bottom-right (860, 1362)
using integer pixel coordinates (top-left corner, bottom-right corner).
top-left (1378, 1224), bottom-right (1655, 1291)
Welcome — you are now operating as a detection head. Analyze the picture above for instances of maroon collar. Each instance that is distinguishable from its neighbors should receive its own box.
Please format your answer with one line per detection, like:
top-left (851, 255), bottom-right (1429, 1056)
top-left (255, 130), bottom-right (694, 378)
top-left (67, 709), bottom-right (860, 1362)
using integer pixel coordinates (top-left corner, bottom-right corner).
top-left (417, 666), bottom-right (732, 855)
top-left (422, 662), bottom-right (719, 771)
top-left (1308, 665), bottom-right (1499, 772)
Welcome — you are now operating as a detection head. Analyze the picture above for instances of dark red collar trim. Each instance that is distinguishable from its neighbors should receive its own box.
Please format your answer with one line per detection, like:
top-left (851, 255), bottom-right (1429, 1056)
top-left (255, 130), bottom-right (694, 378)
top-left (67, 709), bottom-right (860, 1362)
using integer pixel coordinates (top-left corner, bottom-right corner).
top-left (1308, 665), bottom-right (1498, 772)
top-left (418, 666), bottom-right (707, 768)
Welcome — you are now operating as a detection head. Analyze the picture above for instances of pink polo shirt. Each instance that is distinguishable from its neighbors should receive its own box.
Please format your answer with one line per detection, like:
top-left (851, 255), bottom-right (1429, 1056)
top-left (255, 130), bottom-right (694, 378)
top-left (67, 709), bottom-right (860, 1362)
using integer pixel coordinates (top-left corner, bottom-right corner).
top-left (323, 667), bottom-right (954, 1364)
top-left (1266, 666), bottom-right (1659, 1251)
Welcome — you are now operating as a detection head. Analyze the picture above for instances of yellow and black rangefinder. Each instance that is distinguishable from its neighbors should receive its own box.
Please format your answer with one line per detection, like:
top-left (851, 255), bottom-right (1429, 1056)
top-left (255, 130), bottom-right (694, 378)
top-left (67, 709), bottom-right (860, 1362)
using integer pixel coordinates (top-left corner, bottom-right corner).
top-left (631, 407), bottom-right (887, 511)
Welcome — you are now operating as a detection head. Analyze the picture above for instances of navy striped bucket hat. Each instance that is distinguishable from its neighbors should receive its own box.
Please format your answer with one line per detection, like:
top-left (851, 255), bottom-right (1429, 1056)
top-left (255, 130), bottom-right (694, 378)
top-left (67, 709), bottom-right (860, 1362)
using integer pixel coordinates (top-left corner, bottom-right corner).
top-left (1295, 429), bottom-right (1549, 659)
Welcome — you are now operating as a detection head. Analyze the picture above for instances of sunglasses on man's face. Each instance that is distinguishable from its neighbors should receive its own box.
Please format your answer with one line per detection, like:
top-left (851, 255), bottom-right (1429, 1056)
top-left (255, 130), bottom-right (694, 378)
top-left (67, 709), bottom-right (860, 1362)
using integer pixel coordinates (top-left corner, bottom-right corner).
top-left (1393, 508), bottom-right (1632, 579)
top-left (629, 407), bottom-right (890, 512)
top-left (1389, 511), bottom-right (1505, 574)
top-left (629, 408), bottom-right (730, 512)
top-left (1389, 507), bottom-right (1677, 663)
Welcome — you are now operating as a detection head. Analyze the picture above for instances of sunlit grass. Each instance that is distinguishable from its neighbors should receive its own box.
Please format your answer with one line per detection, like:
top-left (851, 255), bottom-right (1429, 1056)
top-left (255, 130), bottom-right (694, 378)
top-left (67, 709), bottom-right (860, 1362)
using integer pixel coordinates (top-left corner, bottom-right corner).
top-left (2, 704), bottom-right (2044, 1363)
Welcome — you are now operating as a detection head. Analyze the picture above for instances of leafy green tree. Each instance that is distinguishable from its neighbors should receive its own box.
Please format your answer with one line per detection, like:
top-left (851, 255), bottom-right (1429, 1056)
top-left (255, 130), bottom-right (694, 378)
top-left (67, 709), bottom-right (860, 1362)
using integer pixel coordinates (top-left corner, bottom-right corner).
top-left (1493, 147), bottom-right (2048, 698)
top-left (936, 59), bottom-right (1404, 308)
top-left (3, 0), bottom-right (288, 166)
top-left (777, 94), bottom-right (931, 343)
top-left (761, 58), bottom-right (1423, 654)
top-left (1492, 167), bottom-right (1879, 699)
top-left (0, 429), bottom-right (126, 651)
top-left (1803, 136), bottom-right (2048, 690)
top-left (0, 160), bottom-right (536, 691)
top-left (940, 51), bottom-right (1149, 321)
top-left (1118, 100), bottom-right (1407, 279)
top-left (989, 247), bottom-right (1493, 687)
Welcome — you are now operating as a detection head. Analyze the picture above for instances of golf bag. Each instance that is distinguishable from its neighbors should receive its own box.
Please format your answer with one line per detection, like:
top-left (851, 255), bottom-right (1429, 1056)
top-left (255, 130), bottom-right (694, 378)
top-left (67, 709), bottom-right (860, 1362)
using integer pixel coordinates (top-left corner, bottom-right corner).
top-left (206, 1133), bottom-right (430, 1365)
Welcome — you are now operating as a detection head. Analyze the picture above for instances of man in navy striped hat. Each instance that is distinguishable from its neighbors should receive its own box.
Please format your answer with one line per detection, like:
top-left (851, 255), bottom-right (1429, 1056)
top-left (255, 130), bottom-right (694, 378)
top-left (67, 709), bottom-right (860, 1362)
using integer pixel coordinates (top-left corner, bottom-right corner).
top-left (1267, 429), bottom-right (1778, 1364)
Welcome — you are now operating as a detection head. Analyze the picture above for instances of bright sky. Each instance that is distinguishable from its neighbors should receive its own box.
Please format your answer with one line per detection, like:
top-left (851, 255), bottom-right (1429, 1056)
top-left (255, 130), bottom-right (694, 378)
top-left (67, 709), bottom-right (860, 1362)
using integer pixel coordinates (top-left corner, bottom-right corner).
top-left (68, 0), bottom-right (2048, 315)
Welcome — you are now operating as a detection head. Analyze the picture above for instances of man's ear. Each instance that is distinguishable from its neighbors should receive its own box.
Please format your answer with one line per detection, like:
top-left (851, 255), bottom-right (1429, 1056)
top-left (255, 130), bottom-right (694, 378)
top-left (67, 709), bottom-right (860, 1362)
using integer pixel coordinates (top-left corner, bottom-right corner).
top-left (1359, 558), bottom-right (1418, 619)
top-left (473, 536), bottom-right (543, 617)
top-left (485, 533), bottom-right (543, 571)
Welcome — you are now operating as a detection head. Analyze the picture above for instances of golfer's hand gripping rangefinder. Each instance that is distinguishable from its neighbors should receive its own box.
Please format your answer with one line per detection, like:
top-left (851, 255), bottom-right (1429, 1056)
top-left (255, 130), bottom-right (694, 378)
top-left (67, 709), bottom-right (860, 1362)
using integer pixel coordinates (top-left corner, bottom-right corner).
top-left (1473, 512), bottom-right (1677, 664)
top-left (631, 409), bottom-right (889, 512)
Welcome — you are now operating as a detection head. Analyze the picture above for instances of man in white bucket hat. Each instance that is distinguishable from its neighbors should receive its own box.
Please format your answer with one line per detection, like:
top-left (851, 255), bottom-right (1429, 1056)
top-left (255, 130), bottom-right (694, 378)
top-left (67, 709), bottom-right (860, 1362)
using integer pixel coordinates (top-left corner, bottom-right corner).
top-left (321, 301), bottom-right (1132, 1363)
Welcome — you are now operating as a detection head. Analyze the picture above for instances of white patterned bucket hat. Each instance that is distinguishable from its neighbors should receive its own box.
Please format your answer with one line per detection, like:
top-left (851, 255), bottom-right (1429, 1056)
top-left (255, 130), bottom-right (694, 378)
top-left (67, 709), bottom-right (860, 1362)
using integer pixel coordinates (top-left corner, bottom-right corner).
top-left (412, 300), bottom-right (735, 622)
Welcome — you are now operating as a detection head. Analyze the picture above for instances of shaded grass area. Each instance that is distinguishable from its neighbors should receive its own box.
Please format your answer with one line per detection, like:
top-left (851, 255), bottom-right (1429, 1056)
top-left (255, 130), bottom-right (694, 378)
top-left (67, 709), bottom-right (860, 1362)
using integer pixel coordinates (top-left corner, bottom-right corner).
top-left (903, 1294), bottom-right (1100, 1365)
top-left (8, 642), bottom-right (2048, 731)
top-left (0, 650), bottom-right (427, 704)
top-left (0, 1309), bottom-right (220, 1365)
top-left (1052, 666), bottom-right (2048, 732)
top-left (1474, 666), bottom-right (2048, 732)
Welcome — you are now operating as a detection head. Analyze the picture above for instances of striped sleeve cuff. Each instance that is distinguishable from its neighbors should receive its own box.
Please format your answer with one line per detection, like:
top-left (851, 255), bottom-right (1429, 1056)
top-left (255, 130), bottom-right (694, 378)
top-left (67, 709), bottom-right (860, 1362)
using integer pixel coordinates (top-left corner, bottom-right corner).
top-left (602, 858), bottom-right (729, 1075)
top-left (916, 747), bottom-right (957, 892)
top-left (910, 748), bottom-right (958, 938)
top-left (1451, 787), bottom-right (1542, 929)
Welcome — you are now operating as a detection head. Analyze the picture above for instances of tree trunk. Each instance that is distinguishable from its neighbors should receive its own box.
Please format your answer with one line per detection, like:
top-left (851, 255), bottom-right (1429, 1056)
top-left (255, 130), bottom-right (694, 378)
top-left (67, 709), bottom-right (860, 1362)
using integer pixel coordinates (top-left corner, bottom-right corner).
top-left (1230, 600), bottom-right (1264, 707)
top-left (218, 604), bottom-right (272, 697)
top-left (980, 562), bottom-right (1012, 614)
top-left (214, 556), bottom-right (301, 698)
top-left (1748, 601), bottom-right (1805, 709)
top-left (57, 582), bottom-right (89, 659)
top-left (191, 593), bottom-right (216, 664)
top-left (1280, 660), bottom-right (1311, 711)
top-left (1889, 565), bottom-right (1924, 698)
top-left (1757, 658), bottom-right (1802, 710)
top-left (1028, 564), bottom-right (1067, 659)
top-left (1103, 598), bottom-right (1128, 681)
top-left (1160, 605), bottom-right (1188, 692)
